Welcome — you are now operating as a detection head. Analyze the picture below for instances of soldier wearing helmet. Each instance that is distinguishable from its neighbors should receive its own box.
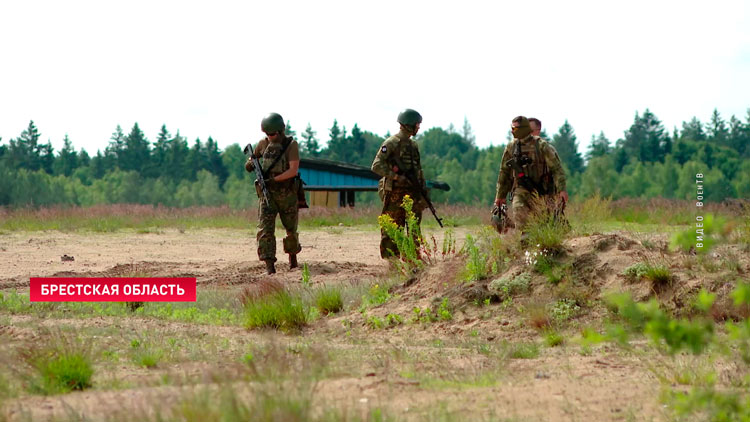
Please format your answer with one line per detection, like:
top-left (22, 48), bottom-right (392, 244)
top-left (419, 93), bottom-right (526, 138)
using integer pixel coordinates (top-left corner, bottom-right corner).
top-left (494, 116), bottom-right (568, 236)
top-left (245, 112), bottom-right (302, 274)
top-left (371, 109), bottom-right (427, 259)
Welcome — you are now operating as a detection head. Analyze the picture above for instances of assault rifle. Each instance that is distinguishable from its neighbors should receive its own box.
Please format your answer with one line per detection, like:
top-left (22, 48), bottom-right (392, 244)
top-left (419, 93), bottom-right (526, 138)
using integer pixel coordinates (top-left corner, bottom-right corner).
top-left (243, 143), bottom-right (270, 207)
top-left (391, 156), bottom-right (444, 228)
top-left (505, 139), bottom-right (550, 196)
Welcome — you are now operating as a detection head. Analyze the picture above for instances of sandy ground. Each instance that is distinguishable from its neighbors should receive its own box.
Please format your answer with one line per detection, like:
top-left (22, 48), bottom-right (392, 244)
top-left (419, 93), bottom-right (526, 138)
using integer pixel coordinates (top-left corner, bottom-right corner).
top-left (0, 227), bottom-right (707, 421)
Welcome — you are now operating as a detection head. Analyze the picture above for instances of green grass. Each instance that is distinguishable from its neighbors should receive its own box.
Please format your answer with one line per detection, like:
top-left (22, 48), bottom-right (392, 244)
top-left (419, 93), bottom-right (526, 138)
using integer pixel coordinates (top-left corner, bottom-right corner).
top-left (314, 286), bottom-right (344, 315)
top-left (19, 331), bottom-right (94, 395)
top-left (243, 290), bottom-right (308, 331)
top-left (0, 290), bottom-right (242, 325)
top-left (508, 342), bottom-right (540, 359)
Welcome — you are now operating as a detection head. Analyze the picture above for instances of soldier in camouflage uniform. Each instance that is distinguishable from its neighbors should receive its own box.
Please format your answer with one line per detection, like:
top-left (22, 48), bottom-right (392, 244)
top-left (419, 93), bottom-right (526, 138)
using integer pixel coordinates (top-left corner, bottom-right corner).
top-left (245, 112), bottom-right (302, 274)
top-left (494, 116), bottom-right (568, 233)
top-left (371, 109), bottom-right (426, 259)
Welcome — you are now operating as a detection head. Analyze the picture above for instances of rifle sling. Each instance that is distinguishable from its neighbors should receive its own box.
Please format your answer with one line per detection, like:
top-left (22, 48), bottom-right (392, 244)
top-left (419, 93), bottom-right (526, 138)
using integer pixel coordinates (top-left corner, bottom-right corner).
top-left (260, 137), bottom-right (293, 180)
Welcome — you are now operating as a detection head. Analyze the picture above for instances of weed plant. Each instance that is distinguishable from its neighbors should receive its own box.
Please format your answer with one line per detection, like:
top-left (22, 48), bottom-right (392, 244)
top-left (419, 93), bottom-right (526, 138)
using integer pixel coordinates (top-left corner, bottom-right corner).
top-left (18, 330), bottom-right (94, 395)
top-left (378, 195), bottom-right (422, 273)
top-left (489, 272), bottom-right (531, 301)
top-left (314, 285), bottom-right (343, 315)
top-left (243, 290), bottom-right (308, 331)
top-left (462, 234), bottom-right (488, 282)
top-left (508, 342), bottom-right (540, 359)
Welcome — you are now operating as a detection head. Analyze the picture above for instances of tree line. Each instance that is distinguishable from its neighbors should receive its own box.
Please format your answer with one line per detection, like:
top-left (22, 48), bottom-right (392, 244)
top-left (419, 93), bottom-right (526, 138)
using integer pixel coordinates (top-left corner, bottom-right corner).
top-left (0, 108), bottom-right (748, 208)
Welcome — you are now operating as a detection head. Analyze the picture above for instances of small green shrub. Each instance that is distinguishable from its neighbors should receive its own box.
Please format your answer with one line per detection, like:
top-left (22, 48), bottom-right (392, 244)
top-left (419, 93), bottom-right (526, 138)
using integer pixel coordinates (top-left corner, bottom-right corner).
top-left (489, 272), bottom-right (531, 300)
top-left (360, 283), bottom-right (391, 310)
top-left (437, 298), bottom-right (453, 321)
top-left (377, 195), bottom-right (422, 271)
top-left (544, 330), bottom-right (565, 347)
top-left (623, 262), bottom-right (672, 286)
top-left (509, 342), bottom-right (540, 359)
top-left (314, 286), bottom-right (343, 315)
top-left (524, 197), bottom-right (570, 252)
top-left (243, 290), bottom-right (308, 331)
top-left (463, 234), bottom-right (489, 282)
top-left (548, 299), bottom-right (581, 323)
top-left (21, 333), bottom-right (94, 395)
top-left (301, 263), bottom-right (311, 286)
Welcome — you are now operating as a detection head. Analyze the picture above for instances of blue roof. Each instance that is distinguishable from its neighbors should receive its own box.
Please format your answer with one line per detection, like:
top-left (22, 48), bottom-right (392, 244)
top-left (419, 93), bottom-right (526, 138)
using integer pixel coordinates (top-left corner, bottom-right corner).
top-left (299, 157), bottom-right (449, 192)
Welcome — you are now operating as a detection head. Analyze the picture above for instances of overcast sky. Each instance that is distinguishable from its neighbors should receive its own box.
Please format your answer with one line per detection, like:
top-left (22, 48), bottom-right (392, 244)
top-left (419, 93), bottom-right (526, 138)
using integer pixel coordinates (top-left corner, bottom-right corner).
top-left (1, 0), bottom-right (748, 156)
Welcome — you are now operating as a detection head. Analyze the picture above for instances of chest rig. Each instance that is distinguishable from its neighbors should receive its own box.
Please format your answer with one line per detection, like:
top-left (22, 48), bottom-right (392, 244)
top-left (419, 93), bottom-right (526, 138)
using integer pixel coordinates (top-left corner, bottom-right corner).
top-left (261, 138), bottom-right (290, 177)
top-left (508, 136), bottom-right (551, 193)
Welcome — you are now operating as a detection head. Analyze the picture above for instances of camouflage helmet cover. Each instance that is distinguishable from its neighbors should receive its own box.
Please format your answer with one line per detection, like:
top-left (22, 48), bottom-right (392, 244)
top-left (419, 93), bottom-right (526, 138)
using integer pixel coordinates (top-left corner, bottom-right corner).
top-left (397, 109), bottom-right (423, 126)
top-left (261, 113), bottom-right (285, 133)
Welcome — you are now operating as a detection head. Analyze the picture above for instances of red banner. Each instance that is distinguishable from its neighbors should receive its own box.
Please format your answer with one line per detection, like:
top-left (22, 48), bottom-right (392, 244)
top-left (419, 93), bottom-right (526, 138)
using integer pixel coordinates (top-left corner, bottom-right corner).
top-left (29, 277), bottom-right (197, 302)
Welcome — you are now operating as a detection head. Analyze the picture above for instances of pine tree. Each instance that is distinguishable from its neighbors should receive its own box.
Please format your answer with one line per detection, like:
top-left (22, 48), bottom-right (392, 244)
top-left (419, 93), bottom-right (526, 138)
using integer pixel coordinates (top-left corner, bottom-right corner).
top-left (205, 137), bottom-right (229, 188)
top-left (707, 108), bottom-right (729, 147)
top-left (586, 131), bottom-right (610, 161)
top-left (462, 117), bottom-right (476, 145)
top-left (121, 123), bottom-right (150, 173)
top-left (105, 125), bottom-right (126, 169)
top-left (622, 109), bottom-right (669, 163)
top-left (325, 119), bottom-right (345, 161)
top-left (285, 121), bottom-right (297, 138)
top-left (165, 131), bottom-right (189, 181)
top-left (300, 123), bottom-right (320, 157)
top-left (53, 134), bottom-right (78, 176)
top-left (552, 120), bottom-right (584, 174)
top-left (681, 117), bottom-right (705, 141)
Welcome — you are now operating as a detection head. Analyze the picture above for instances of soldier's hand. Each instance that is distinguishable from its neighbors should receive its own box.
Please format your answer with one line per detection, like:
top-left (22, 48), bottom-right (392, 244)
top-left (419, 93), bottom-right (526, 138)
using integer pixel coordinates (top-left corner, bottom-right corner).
top-left (494, 198), bottom-right (506, 207)
top-left (559, 191), bottom-right (569, 203)
top-left (392, 165), bottom-right (399, 173)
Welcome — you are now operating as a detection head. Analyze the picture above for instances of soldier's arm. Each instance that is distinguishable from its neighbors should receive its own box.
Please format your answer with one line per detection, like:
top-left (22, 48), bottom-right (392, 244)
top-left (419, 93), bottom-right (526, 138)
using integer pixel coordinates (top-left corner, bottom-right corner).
top-left (544, 144), bottom-right (567, 193)
top-left (494, 145), bottom-right (513, 203)
top-left (371, 140), bottom-right (398, 180)
top-left (273, 141), bottom-right (300, 182)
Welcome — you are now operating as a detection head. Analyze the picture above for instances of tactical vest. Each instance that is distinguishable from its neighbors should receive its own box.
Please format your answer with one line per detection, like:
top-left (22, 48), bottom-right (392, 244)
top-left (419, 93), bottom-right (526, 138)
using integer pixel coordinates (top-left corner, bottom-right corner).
top-left (261, 138), bottom-right (291, 177)
top-left (510, 136), bottom-right (551, 192)
top-left (392, 140), bottom-right (422, 188)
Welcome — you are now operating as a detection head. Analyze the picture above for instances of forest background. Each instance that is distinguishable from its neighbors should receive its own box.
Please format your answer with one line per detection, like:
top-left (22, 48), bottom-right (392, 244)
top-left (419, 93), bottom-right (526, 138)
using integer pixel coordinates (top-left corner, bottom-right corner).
top-left (1, 107), bottom-right (748, 209)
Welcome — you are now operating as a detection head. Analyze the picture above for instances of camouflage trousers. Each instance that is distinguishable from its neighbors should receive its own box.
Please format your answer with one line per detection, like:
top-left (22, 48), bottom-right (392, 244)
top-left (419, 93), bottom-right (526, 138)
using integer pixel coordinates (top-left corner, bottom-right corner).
top-left (257, 185), bottom-right (301, 263)
top-left (379, 188), bottom-right (424, 259)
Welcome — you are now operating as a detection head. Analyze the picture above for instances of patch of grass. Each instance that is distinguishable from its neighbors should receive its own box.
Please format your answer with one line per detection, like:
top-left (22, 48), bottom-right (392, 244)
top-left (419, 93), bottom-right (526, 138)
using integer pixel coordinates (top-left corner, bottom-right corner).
top-left (130, 340), bottom-right (163, 369)
top-left (462, 234), bottom-right (489, 282)
top-left (547, 299), bottom-right (581, 323)
top-left (19, 330), bottom-right (94, 395)
top-left (0, 290), bottom-right (241, 325)
top-left (508, 342), bottom-right (540, 359)
top-left (243, 290), bottom-right (308, 331)
top-left (568, 192), bottom-right (612, 235)
top-left (359, 283), bottom-right (391, 311)
top-left (314, 285), bottom-right (343, 315)
top-left (623, 262), bottom-right (672, 287)
top-left (524, 196), bottom-right (570, 252)
top-left (544, 330), bottom-right (565, 347)
top-left (301, 263), bottom-right (311, 286)
top-left (488, 272), bottom-right (531, 300)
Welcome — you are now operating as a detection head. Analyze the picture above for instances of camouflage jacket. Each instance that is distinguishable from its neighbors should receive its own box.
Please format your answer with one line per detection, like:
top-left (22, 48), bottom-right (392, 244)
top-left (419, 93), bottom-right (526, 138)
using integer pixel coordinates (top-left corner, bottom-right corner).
top-left (371, 129), bottom-right (425, 196)
top-left (495, 135), bottom-right (566, 201)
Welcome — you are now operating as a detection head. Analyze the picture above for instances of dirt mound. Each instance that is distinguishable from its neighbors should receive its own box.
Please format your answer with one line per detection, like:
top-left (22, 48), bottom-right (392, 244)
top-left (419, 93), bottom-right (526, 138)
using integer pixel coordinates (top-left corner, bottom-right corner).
top-left (328, 231), bottom-right (749, 340)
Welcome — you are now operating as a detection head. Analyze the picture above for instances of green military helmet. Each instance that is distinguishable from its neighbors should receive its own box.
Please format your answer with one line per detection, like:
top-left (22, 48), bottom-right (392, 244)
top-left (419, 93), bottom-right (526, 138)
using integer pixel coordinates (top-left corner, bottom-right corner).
top-left (261, 113), bottom-right (285, 133)
top-left (512, 116), bottom-right (530, 128)
top-left (397, 109), bottom-right (423, 126)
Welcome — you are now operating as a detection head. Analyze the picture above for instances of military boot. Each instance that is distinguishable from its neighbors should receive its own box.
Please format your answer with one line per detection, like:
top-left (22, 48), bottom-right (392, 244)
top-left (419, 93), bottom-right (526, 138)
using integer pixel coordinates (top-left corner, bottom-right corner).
top-left (289, 254), bottom-right (298, 269)
top-left (264, 260), bottom-right (276, 275)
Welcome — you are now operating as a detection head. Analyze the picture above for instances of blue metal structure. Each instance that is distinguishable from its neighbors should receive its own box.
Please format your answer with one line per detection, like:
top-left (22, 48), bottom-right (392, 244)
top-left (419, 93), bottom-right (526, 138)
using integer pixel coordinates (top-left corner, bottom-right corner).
top-left (298, 157), bottom-right (449, 207)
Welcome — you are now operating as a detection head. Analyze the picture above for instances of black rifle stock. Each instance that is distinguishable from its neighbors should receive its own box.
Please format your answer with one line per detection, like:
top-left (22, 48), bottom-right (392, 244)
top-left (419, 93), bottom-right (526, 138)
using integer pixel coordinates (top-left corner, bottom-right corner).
top-left (243, 143), bottom-right (271, 207)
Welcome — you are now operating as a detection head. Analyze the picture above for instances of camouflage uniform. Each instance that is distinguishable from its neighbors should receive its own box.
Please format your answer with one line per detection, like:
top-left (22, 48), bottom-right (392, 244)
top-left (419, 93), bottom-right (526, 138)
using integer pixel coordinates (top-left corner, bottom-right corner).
top-left (371, 128), bottom-right (426, 258)
top-left (245, 136), bottom-right (302, 263)
top-left (495, 134), bottom-right (566, 229)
